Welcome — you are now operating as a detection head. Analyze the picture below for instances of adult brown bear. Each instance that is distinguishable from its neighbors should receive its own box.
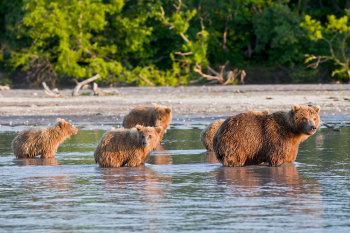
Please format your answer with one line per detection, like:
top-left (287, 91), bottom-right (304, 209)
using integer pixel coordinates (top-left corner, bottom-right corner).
top-left (213, 105), bottom-right (320, 167)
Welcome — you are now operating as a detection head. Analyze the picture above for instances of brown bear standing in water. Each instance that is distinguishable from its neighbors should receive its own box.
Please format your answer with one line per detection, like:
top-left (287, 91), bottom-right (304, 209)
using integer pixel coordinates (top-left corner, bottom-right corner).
top-left (12, 118), bottom-right (78, 158)
top-left (213, 104), bottom-right (320, 167)
top-left (200, 110), bottom-right (269, 152)
top-left (94, 125), bottom-right (163, 167)
top-left (122, 105), bottom-right (172, 142)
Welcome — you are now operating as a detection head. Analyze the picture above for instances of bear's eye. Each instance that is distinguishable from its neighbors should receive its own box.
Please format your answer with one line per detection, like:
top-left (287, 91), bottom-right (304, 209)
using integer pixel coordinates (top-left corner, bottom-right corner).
top-left (314, 118), bottom-right (317, 121)
top-left (302, 117), bottom-right (307, 121)
top-left (149, 135), bottom-right (152, 139)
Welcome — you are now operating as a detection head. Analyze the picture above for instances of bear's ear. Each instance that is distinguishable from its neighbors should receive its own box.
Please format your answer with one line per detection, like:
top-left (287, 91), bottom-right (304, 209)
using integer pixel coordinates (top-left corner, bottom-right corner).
top-left (57, 118), bottom-right (66, 127)
top-left (155, 126), bottom-right (163, 134)
top-left (314, 105), bottom-right (321, 113)
top-left (135, 125), bottom-right (143, 131)
top-left (292, 104), bottom-right (301, 112)
top-left (262, 110), bottom-right (269, 114)
top-left (166, 107), bottom-right (172, 113)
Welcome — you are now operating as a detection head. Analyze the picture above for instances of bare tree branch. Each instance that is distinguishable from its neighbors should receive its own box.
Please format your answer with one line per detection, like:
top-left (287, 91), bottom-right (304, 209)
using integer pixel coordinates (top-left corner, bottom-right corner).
top-left (341, 34), bottom-right (350, 77)
top-left (175, 51), bottom-right (193, 56)
top-left (173, 0), bottom-right (182, 14)
top-left (140, 75), bottom-right (155, 86)
top-left (323, 37), bottom-right (345, 66)
top-left (223, 12), bottom-right (232, 52)
top-left (193, 62), bottom-right (246, 85)
top-left (240, 70), bottom-right (246, 84)
top-left (42, 82), bottom-right (64, 98)
top-left (321, 121), bottom-right (340, 132)
top-left (72, 74), bottom-right (101, 96)
top-left (160, 4), bottom-right (190, 43)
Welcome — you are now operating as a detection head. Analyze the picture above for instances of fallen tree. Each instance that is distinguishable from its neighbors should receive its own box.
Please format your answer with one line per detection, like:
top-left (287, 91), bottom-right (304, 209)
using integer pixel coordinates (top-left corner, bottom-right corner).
top-left (192, 62), bottom-right (246, 85)
top-left (42, 82), bottom-right (63, 98)
top-left (72, 74), bottom-right (101, 96)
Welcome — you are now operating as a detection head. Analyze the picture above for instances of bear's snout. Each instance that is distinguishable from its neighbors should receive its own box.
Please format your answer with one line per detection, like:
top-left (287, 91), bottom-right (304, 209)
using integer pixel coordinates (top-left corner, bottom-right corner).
top-left (154, 120), bottom-right (161, 127)
top-left (72, 127), bottom-right (78, 135)
top-left (307, 123), bottom-right (317, 135)
top-left (141, 135), bottom-right (147, 147)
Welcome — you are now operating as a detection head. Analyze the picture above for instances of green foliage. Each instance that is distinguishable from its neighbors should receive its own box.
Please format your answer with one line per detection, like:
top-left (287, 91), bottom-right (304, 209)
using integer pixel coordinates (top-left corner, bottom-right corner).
top-left (1, 0), bottom-right (350, 86)
top-left (301, 15), bottom-right (324, 40)
top-left (289, 67), bottom-right (319, 83)
top-left (120, 62), bottom-right (186, 86)
top-left (301, 11), bottom-right (350, 79)
top-left (12, 0), bottom-right (124, 84)
top-left (253, 4), bottom-right (307, 66)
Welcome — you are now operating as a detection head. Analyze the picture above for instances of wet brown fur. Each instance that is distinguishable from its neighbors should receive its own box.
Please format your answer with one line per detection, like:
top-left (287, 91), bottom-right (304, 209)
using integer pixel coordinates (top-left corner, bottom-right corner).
top-left (94, 125), bottom-right (163, 167)
top-left (248, 109), bottom-right (269, 115)
top-left (201, 110), bottom-right (269, 152)
top-left (200, 119), bottom-right (226, 152)
top-left (213, 105), bottom-right (320, 167)
top-left (12, 119), bottom-right (78, 158)
top-left (122, 105), bottom-right (172, 142)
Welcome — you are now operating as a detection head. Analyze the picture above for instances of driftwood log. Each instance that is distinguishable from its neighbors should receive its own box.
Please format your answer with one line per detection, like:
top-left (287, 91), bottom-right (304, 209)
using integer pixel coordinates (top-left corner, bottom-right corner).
top-left (72, 74), bottom-right (101, 96)
top-left (43, 74), bottom-right (119, 97)
top-left (42, 82), bottom-right (63, 98)
top-left (192, 62), bottom-right (246, 85)
top-left (0, 85), bottom-right (10, 91)
top-left (321, 121), bottom-right (340, 132)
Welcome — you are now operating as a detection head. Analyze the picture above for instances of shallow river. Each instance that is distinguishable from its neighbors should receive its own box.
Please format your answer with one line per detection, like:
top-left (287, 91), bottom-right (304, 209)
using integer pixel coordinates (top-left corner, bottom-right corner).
top-left (0, 123), bottom-right (349, 232)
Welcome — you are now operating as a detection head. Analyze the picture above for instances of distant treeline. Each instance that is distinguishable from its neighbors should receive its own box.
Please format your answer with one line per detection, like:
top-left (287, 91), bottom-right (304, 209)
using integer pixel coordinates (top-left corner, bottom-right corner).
top-left (1, 0), bottom-right (350, 87)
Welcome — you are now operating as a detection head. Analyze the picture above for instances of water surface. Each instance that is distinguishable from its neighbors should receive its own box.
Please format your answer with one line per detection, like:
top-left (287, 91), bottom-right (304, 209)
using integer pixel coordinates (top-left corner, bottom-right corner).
top-left (0, 124), bottom-right (349, 232)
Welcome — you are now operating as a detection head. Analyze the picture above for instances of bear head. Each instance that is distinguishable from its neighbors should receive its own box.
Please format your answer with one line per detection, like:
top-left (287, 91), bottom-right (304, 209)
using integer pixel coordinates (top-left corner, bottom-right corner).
top-left (136, 125), bottom-right (163, 148)
top-left (153, 105), bottom-right (172, 130)
top-left (290, 104), bottom-right (321, 135)
top-left (56, 118), bottom-right (78, 135)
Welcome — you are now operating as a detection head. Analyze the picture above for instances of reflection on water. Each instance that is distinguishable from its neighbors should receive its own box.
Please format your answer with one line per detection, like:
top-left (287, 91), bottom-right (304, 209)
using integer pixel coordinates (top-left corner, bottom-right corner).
top-left (14, 157), bottom-right (59, 166)
top-left (0, 126), bottom-right (349, 232)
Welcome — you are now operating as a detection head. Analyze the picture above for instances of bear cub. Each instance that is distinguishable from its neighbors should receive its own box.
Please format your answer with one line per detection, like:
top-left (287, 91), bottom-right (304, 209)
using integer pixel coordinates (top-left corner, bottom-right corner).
top-left (200, 119), bottom-right (226, 152)
top-left (122, 105), bottom-right (172, 142)
top-left (94, 125), bottom-right (163, 167)
top-left (12, 118), bottom-right (78, 158)
top-left (213, 104), bottom-right (320, 167)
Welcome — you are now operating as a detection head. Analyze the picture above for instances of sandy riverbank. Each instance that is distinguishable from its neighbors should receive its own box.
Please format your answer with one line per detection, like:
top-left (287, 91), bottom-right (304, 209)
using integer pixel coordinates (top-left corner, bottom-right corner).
top-left (1, 84), bottom-right (350, 126)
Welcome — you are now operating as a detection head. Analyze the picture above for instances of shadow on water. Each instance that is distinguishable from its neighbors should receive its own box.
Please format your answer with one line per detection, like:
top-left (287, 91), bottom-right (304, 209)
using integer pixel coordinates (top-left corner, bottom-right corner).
top-left (0, 124), bottom-right (349, 232)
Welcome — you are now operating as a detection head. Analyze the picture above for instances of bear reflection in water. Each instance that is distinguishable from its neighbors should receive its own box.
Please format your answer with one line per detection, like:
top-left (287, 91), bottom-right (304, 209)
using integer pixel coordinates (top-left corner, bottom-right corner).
top-left (97, 166), bottom-right (172, 208)
top-left (13, 157), bottom-right (59, 166)
top-left (213, 163), bottom-right (322, 216)
top-left (201, 152), bottom-right (219, 164)
top-left (148, 144), bottom-right (173, 165)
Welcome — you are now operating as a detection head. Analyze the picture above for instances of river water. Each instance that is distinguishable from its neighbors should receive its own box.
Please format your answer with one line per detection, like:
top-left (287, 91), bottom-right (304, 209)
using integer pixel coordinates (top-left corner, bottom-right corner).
top-left (0, 123), bottom-right (349, 232)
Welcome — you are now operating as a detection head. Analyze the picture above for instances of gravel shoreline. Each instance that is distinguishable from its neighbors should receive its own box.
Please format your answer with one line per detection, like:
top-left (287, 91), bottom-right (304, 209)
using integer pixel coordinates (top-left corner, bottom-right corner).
top-left (1, 84), bottom-right (350, 127)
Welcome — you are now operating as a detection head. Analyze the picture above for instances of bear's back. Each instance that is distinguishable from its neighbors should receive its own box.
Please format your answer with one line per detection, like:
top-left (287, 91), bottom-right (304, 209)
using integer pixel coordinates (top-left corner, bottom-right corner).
top-left (123, 107), bottom-right (154, 128)
top-left (213, 113), bottom-right (267, 165)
